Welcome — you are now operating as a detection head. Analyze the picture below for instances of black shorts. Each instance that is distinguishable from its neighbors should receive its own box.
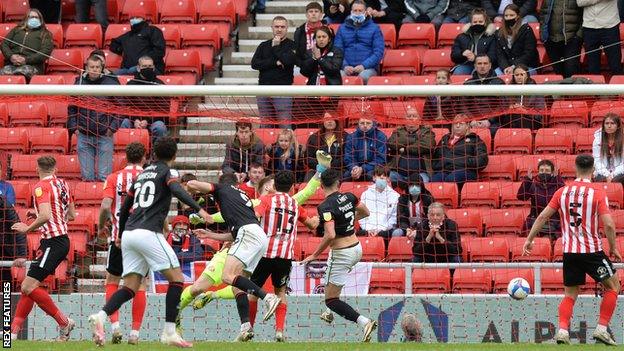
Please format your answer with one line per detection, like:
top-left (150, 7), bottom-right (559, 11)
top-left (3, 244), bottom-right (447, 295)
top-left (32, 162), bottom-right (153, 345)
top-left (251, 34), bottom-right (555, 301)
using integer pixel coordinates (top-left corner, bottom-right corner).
top-left (27, 235), bottom-right (70, 282)
top-left (106, 241), bottom-right (123, 276)
top-left (563, 251), bottom-right (617, 286)
top-left (251, 257), bottom-right (292, 289)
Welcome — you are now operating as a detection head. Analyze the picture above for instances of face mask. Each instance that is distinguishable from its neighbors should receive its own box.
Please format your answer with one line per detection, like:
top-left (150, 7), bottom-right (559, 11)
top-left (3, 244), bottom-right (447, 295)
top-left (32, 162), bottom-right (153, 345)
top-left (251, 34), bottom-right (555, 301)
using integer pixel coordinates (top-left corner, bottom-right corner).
top-left (409, 185), bottom-right (421, 196)
top-left (173, 228), bottom-right (186, 239)
top-left (140, 67), bottom-right (156, 81)
top-left (471, 24), bottom-right (485, 34)
top-left (537, 173), bottom-right (552, 182)
top-left (27, 18), bottom-right (41, 29)
top-left (130, 18), bottom-right (144, 26)
top-left (504, 18), bottom-right (517, 28)
top-left (350, 14), bottom-right (366, 23)
top-left (375, 178), bottom-right (387, 191)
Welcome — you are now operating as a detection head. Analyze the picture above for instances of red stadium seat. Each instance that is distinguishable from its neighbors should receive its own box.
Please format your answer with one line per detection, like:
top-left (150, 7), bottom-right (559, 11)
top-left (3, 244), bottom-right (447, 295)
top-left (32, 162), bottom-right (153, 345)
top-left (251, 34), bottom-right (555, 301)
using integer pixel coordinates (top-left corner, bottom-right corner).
top-left (64, 24), bottom-right (103, 49)
top-left (534, 128), bottom-right (574, 154)
top-left (411, 268), bottom-right (450, 293)
top-left (481, 208), bottom-right (525, 236)
top-left (378, 23), bottom-right (396, 48)
top-left (480, 155), bottom-right (516, 181)
top-left (117, 75), bottom-right (134, 84)
top-left (54, 155), bottom-right (82, 180)
top-left (25, 232), bottom-right (40, 259)
top-left (121, 0), bottom-right (158, 22)
top-left (342, 76), bottom-right (363, 85)
top-left (68, 206), bottom-right (97, 236)
top-left (0, 75), bottom-right (25, 84)
top-left (159, 0), bottom-right (196, 23)
top-left (157, 75), bottom-right (186, 85)
top-left (421, 49), bottom-right (453, 74)
top-left (472, 128), bottom-right (492, 154)
top-left (339, 182), bottom-right (368, 199)
top-left (47, 49), bottom-right (84, 77)
top-left (30, 75), bottom-right (67, 84)
top-left (0, 103), bottom-right (6, 127)
top-left (572, 74), bottom-right (605, 84)
top-left (387, 237), bottom-right (413, 262)
top-left (102, 50), bottom-right (122, 69)
top-left (549, 100), bottom-right (589, 127)
top-left (383, 99), bottom-right (425, 119)
top-left (510, 237), bottom-right (551, 262)
top-left (532, 74), bottom-right (563, 84)
top-left (598, 182), bottom-right (624, 209)
top-left (493, 128), bottom-right (532, 154)
top-left (68, 232), bottom-right (88, 257)
top-left (467, 237), bottom-right (509, 262)
top-left (360, 236), bottom-right (385, 261)
top-left (369, 268), bottom-right (405, 294)
top-left (500, 182), bottom-right (530, 208)
top-left (589, 100), bottom-right (624, 127)
top-left (0, 23), bottom-right (17, 42)
top-left (425, 182), bottom-right (458, 208)
top-left (437, 23), bottom-right (463, 48)
top-left (292, 75), bottom-right (308, 85)
top-left (609, 75), bottom-right (624, 84)
top-left (8, 102), bottom-right (48, 127)
top-left (492, 268), bottom-right (534, 294)
top-left (401, 75), bottom-right (435, 85)
top-left (198, 0), bottom-right (237, 28)
top-left (155, 24), bottom-right (182, 49)
top-left (181, 24), bottom-right (221, 53)
top-left (4, 0), bottom-right (29, 22)
top-left (397, 23), bottom-right (436, 50)
top-left (0, 127), bottom-right (28, 153)
top-left (368, 75), bottom-right (403, 86)
top-left (29, 128), bottom-right (69, 154)
top-left (104, 24), bottom-right (131, 48)
top-left (452, 268), bottom-right (492, 293)
top-left (460, 182), bottom-right (500, 208)
top-left (8, 181), bottom-right (31, 207)
top-left (381, 49), bottom-right (420, 76)
top-left (446, 209), bottom-right (482, 238)
top-left (300, 236), bottom-right (329, 260)
top-left (164, 49), bottom-right (202, 84)
top-left (574, 128), bottom-right (597, 153)
top-left (73, 182), bottom-right (105, 206)
top-left (114, 128), bottom-right (150, 153)
top-left (10, 154), bottom-right (39, 179)
top-left (255, 128), bottom-right (280, 146)
top-left (293, 128), bottom-right (315, 145)
top-left (552, 237), bottom-right (564, 262)
top-left (541, 268), bottom-right (564, 294)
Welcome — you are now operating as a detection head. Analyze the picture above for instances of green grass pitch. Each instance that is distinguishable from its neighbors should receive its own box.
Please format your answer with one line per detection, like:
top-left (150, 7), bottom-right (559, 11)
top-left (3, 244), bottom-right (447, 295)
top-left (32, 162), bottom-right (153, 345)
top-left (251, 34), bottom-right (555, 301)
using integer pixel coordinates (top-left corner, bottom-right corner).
top-left (9, 342), bottom-right (624, 351)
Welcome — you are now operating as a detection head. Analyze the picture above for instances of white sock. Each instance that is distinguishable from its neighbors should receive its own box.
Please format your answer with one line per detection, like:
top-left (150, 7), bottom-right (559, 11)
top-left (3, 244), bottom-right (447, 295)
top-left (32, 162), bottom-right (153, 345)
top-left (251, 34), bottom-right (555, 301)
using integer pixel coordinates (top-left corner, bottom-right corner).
top-left (10, 333), bottom-right (17, 340)
top-left (164, 322), bottom-right (176, 334)
top-left (240, 322), bottom-right (251, 332)
top-left (596, 324), bottom-right (608, 333)
top-left (356, 315), bottom-right (371, 327)
top-left (130, 330), bottom-right (140, 338)
top-left (324, 308), bottom-right (332, 315)
top-left (97, 310), bottom-right (108, 321)
top-left (558, 328), bottom-right (569, 335)
top-left (111, 321), bottom-right (120, 331)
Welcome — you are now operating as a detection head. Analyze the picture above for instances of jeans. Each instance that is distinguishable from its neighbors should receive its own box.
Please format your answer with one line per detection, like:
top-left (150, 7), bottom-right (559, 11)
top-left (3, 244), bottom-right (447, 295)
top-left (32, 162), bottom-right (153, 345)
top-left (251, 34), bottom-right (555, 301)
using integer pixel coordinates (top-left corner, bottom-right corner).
top-left (452, 63), bottom-right (474, 75)
top-left (544, 36), bottom-right (582, 78)
top-left (115, 66), bottom-right (138, 75)
top-left (120, 118), bottom-right (168, 143)
top-left (341, 68), bottom-right (378, 85)
top-left (431, 170), bottom-right (477, 183)
top-left (256, 0), bottom-right (266, 10)
top-left (389, 170), bottom-right (430, 183)
top-left (75, 0), bottom-right (109, 29)
top-left (582, 25), bottom-right (622, 75)
top-left (77, 131), bottom-right (113, 181)
top-left (256, 96), bottom-right (293, 127)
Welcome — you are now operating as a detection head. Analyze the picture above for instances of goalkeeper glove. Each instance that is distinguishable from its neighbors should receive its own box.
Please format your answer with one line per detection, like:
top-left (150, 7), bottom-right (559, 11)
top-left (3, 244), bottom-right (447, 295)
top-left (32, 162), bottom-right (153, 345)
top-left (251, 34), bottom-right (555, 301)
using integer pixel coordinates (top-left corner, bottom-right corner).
top-left (189, 213), bottom-right (205, 225)
top-left (316, 150), bottom-right (332, 173)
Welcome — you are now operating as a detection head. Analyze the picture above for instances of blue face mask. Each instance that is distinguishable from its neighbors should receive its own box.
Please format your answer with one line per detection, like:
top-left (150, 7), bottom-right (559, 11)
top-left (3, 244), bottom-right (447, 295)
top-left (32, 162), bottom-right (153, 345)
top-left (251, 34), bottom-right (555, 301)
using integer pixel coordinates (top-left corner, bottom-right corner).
top-left (27, 18), bottom-right (41, 29)
top-left (409, 185), bottom-right (421, 196)
top-left (350, 14), bottom-right (366, 23)
top-left (130, 17), bottom-right (144, 26)
top-left (375, 178), bottom-right (387, 191)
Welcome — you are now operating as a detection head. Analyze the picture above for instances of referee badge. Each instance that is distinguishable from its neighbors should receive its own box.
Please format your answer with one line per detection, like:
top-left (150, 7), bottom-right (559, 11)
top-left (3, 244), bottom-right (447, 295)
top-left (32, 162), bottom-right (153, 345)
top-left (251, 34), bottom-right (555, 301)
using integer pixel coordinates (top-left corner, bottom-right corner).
top-left (323, 212), bottom-right (333, 222)
top-left (35, 187), bottom-right (43, 197)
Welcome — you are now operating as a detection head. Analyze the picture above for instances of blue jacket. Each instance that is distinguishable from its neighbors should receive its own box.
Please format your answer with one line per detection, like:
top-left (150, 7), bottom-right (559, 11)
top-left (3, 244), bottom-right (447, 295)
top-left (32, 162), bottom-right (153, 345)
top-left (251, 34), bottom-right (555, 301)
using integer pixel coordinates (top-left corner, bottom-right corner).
top-left (334, 17), bottom-right (385, 69)
top-left (0, 181), bottom-right (15, 207)
top-left (344, 126), bottom-right (387, 173)
top-left (168, 233), bottom-right (205, 265)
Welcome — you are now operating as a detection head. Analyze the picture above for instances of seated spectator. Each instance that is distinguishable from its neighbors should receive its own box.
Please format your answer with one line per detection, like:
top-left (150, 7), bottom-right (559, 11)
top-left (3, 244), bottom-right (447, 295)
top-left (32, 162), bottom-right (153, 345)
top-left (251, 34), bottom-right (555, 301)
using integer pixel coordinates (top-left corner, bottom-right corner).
top-left (578, 0), bottom-right (621, 75)
top-left (0, 9), bottom-right (53, 80)
top-left (334, 0), bottom-right (385, 84)
top-left (432, 0), bottom-right (481, 27)
top-left (517, 159), bottom-right (565, 239)
top-left (294, 2), bottom-right (325, 64)
top-left (89, 49), bottom-right (119, 82)
top-left (305, 113), bottom-right (348, 180)
top-left (388, 108), bottom-right (436, 183)
top-left (365, 0), bottom-right (407, 31)
top-left (166, 215), bottom-right (205, 265)
top-left (409, 202), bottom-right (461, 263)
top-left (432, 114), bottom-right (489, 183)
top-left (323, 0), bottom-right (353, 23)
top-left (539, 0), bottom-right (582, 78)
top-left (464, 54), bottom-right (505, 132)
top-left (423, 69), bottom-right (460, 122)
top-left (266, 129), bottom-right (306, 182)
top-left (301, 26), bottom-right (344, 86)
top-left (67, 54), bottom-right (120, 181)
top-left (451, 8), bottom-right (497, 75)
top-left (494, 4), bottom-right (539, 76)
top-left (499, 64), bottom-right (544, 129)
top-left (404, 0), bottom-right (448, 27)
top-left (482, 0), bottom-right (538, 23)
top-left (0, 163), bottom-right (15, 206)
top-left (344, 116), bottom-right (387, 181)
top-left (75, 0), bottom-right (108, 29)
top-left (357, 166), bottom-right (402, 240)
top-left (222, 121), bottom-right (265, 182)
top-left (239, 162), bottom-right (266, 199)
top-left (593, 113), bottom-right (624, 183)
top-left (397, 174), bottom-right (434, 236)
top-left (110, 12), bottom-right (165, 75)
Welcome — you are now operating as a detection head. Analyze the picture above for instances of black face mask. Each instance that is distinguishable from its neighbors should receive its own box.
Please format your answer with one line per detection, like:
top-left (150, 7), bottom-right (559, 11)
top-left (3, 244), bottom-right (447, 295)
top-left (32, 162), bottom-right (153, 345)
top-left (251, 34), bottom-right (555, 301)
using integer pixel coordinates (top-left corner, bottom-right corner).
top-left (140, 67), bottom-right (156, 81)
top-left (471, 24), bottom-right (486, 34)
top-left (537, 173), bottom-right (552, 182)
top-left (504, 18), bottom-right (517, 28)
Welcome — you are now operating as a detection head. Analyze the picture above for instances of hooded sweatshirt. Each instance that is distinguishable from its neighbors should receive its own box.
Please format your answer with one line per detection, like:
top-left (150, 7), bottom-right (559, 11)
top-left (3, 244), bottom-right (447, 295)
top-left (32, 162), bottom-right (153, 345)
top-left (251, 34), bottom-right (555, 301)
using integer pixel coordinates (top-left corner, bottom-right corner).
top-left (359, 182), bottom-right (400, 231)
top-left (221, 133), bottom-right (265, 174)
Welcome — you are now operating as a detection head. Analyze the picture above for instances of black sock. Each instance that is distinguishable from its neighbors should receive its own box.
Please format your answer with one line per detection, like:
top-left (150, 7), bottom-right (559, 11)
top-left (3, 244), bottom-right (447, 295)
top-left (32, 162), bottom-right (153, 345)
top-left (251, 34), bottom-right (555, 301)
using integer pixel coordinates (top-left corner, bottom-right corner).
top-left (103, 287), bottom-right (135, 316)
top-left (235, 292), bottom-right (250, 324)
top-left (232, 276), bottom-right (267, 300)
top-left (326, 298), bottom-right (360, 323)
top-left (166, 282), bottom-right (184, 323)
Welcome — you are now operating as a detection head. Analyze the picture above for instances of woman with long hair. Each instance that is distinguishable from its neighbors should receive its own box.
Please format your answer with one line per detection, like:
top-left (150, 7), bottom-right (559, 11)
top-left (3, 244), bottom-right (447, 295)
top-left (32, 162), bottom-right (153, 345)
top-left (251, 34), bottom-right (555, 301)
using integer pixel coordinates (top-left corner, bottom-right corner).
top-left (495, 4), bottom-right (539, 76)
top-left (305, 112), bottom-right (348, 180)
top-left (593, 113), bottom-right (624, 183)
top-left (501, 64), bottom-right (545, 129)
top-left (266, 129), bottom-right (306, 182)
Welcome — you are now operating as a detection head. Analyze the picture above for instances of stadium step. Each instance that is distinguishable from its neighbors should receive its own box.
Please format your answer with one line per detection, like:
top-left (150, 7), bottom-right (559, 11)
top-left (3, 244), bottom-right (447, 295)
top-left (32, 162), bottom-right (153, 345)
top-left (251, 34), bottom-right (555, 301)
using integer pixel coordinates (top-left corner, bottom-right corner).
top-left (266, 1), bottom-right (319, 13)
top-left (178, 169), bottom-right (221, 182)
top-left (238, 39), bottom-right (266, 53)
top-left (255, 13), bottom-right (307, 27)
top-left (95, 251), bottom-right (107, 265)
top-left (174, 156), bottom-right (225, 169)
top-left (186, 116), bottom-right (237, 131)
top-left (89, 264), bottom-right (107, 279)
top-left (77, 278), bottom-right (106, 293)
top-left (177, 143), bottom-right (226, 158)
top-left (229, 52), bottom-right (255, 65)
top-left (213, 77), bottom-right (259, 85)
top-left (221, 65), bottom-right (258, 78)
top-left (245, 26), bottom-right (296, 40)
top-left (179, 129), bottom-right (235, 144)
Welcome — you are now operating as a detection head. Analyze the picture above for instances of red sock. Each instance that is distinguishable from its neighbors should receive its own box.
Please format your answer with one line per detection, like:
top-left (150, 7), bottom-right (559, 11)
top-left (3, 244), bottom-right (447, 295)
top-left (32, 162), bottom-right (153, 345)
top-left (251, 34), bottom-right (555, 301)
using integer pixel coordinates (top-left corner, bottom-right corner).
top-left (11, 295), bottom-right (34, 334)
top-left (275, 303), bottom-right (287, 332)
top-left (599, 290), bottom-right (618, 326)
top-left (558, 296), bottom-right (576, 330)
top-left (132, 290), bottom-right (147, 331)
top-left (27, 287), bottom-right (68, 327)
top-left (248, 300), bottom-right (258, 328)
top-left (105, 283), bottom-right (120, 324)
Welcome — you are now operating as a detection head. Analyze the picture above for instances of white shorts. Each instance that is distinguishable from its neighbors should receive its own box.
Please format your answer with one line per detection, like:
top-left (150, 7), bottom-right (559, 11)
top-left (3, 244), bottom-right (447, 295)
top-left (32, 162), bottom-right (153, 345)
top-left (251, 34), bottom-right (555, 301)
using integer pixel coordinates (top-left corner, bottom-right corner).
top-left (326, 242), bottom-right (362, 286)
top-left (228, 224), bottom-right (269, 273)
top-left (121, 228), bottom-right (180, 277)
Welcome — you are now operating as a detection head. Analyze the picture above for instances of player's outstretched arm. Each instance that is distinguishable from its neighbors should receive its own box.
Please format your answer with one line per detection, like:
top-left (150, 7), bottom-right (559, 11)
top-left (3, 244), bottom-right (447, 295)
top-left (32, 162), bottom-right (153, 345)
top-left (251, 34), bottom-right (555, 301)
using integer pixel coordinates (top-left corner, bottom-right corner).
top-left (186, 180), bottom-right (215, 194)
top-left (293, 151), bottom-right (332, 205)
top-left (98, 197), bottom-right (113, 234)
top-left (191, 198), bottom-right (261, 225)
top-left (523, 206), bottom-right (556, 255)
top-left (301, 220), bottom-right (335, 264)
top-left (601, 214), bottom-right (622, 261)
top-left (67, 201), bottom-right (76, 221)
top-left (170, 181), bottom-right (214, 224)
top-left (11, 202), bottom-right (52, 234)
top-left (193, 229), bottom-right (233, 242)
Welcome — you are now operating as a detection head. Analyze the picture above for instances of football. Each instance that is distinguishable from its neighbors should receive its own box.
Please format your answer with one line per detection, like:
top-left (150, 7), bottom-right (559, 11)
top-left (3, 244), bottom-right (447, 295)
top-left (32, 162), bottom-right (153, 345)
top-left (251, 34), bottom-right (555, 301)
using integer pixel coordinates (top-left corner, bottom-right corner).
top-left (507, 278), bottom-right (531, 300)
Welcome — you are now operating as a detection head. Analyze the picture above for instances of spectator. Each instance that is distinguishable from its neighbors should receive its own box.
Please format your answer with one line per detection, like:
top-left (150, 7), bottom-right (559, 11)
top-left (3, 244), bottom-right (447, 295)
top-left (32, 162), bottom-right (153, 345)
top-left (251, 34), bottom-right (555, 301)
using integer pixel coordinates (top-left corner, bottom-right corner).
top-left (578, 0), bottom-right (621, 75)
top-left (0, 9), bottom-right (53, 80)
top-left (482, 0), bottom-right (538, 23)
top-left (0, 163), bottom-right (15, 206)
top-left (344, 116), bottom-right (387, 181)
top-left (29, 0), bottom-right (61, 24)
top-left (451, 8), bottom-right (497, 75)
top-left (110, 13), bottom-right (165, 75)
top-left (404, 0), bottom-right (448, 26)
top-left (120, 56), bottom-right (168, 142)
top-left (539, 0), bottom-right (582, 78)
top-left (323, 0), bottom-right (353, 23)
top-left (294, 2), bottom-right (325, 65)
top-left (409, 202), bottom-right (461, 263)
top-left (266, 129), bottom-right (306, 182)
top-left (300, 26), bottom-right (344, 86)
top-left (517, 159), bottom-right (565, 239)
top-left (357, 166), bottom-right (402, 240)
top-left (251, 16), bottom-right (297, 127)
top-left (238, 162), bottom-right (266, 199)
top-left (397, 173), bottom-right (434, 235)
top-left (166, 215), bottom-right (204, 265)
top-left (221, 121), bottom-right (265, 182)
top-left (432, 114), bottom-right (489, 183)
top-left (75, 0), bottom-right (108, 29)
top-left (494, 4), bottom-right (539, 76)
top-left (334, 0), bottom-right (385, 84)
top-left (0, 195), bottom-right (25, 288)
top-left (500, 64), bottom-right (544, 129)
top-left (423, 69), bottom-right (460, 121)
top-left (305, 113), bottom-right (348, 180)
top-left (593, 113), bottom-right (624, 183)
top-left (67, 55), bottom-right (120, 181)
top-left (89, 49), bottom-right (119, 81)
top-left (365, 0), bottom-right (407, 31)
top-left (432, 0), bottom-right (481, 27)
top-left (464, 54), bottom-right (505, 130)
top-left (387, 108), bottom-right (436, 183)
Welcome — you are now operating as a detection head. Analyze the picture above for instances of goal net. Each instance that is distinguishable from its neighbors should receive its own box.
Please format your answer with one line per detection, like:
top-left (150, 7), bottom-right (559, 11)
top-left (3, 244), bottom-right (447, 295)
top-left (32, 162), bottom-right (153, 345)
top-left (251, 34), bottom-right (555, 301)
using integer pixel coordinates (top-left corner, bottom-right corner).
top-left (1, 83), bottom-right (624, 344)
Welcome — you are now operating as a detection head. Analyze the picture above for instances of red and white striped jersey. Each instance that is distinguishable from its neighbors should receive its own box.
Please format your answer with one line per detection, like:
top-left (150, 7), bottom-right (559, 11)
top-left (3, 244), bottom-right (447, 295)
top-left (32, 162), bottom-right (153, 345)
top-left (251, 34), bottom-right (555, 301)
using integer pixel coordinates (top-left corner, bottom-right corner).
top-left (548, 179), bottom-right (610, 254)
top-left (255, 192), bottom-right (309, 259)
top-left (33, 175), bottom-right (72, 239)
top-left (102, 165), bottom-right (143, 241)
